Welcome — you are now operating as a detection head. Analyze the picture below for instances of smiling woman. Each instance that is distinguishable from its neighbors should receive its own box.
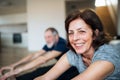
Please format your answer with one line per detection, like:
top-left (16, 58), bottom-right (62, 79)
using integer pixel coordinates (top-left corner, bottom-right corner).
top-left (34, 9), bottom-right (120, 80)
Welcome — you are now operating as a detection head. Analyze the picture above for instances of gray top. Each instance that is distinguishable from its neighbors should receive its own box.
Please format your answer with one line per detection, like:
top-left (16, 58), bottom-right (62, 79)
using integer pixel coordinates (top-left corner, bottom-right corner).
top-left (66, 44), bottom-right (120, 80)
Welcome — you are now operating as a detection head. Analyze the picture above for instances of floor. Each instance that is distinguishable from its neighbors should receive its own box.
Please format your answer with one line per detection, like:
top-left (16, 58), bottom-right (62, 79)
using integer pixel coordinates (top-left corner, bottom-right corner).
top-left (0, 46), bottom-right (57, 68)
top-left (0, 47), bottom-right (30, 68)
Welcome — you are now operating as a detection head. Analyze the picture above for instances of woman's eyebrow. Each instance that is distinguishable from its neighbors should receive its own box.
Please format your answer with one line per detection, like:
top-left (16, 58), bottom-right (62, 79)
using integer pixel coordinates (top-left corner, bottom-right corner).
top-left (77, 28), bottom-right (82, 30)
top-left (68, 30), bottom-right (73, 32)
top-left (68, 28), bottom-right (82, 31)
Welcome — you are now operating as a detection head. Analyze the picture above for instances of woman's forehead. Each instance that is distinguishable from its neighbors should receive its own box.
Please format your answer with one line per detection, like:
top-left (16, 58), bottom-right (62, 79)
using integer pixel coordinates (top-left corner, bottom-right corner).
top-left (69, 18), bottom-right (91, 30)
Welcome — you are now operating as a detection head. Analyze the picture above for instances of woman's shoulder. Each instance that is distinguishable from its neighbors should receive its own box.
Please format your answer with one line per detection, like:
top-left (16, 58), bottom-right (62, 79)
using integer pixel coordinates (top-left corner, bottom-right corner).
top-left (93, 44), bottom-right (120, 60)
top-left (95, 44), bottom-right (119, 56)
top-left (97, 44), bottom-right (115, 51)
top-left (93, 44), bottom-right (120, 75)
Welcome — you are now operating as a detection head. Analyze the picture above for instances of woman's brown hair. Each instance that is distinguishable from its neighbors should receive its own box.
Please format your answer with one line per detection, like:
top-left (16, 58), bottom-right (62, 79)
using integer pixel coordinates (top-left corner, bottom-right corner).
top-left (65, 9), bottom-right (112, 51)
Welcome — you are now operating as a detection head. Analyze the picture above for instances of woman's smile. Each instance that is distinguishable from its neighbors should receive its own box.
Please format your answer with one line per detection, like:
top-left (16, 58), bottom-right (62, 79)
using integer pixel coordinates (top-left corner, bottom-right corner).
top-left (74, 42), bottom-right (84, 49)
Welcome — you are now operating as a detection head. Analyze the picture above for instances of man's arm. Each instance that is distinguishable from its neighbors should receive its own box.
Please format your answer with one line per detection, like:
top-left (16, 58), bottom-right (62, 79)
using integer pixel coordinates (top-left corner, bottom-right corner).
top-left (2, 50), bottom-right (63, 77)
top-left (34, 54), bottom-right (71, 80)
top-left (13, 50), bottom-right (62, 73)
top-left (71, 61), bottom-right (114, 80)
top-left (11, 49), bottom-right (46, 68)
top-left (0, 49), bottom-right (46, 73)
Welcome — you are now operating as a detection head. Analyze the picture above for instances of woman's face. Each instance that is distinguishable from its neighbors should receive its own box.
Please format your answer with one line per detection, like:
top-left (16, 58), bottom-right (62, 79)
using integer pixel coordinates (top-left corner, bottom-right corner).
top-left (68, 18), bottom-right (94, 54)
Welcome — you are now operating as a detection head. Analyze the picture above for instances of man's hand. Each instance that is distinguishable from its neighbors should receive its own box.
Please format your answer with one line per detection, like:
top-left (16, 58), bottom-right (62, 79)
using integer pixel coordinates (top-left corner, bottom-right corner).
top-left (0, 68), bottom-right (21, 80)
top-left (0, 75), bottom-right (7, 80)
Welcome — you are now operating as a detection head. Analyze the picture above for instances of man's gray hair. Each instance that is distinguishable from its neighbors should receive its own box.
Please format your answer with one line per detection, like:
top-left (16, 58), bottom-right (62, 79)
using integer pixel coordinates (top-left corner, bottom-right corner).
top-left (45, 27), bottom-right (59, 36)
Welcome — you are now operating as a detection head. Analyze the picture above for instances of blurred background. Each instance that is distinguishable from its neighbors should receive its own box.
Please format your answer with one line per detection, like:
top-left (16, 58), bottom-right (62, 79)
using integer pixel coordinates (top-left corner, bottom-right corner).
top-left (0, 0), bottom-right (120, 67)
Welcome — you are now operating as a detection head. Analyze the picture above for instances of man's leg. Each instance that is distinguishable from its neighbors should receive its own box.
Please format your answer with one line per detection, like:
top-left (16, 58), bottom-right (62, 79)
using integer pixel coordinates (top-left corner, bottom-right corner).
top-left (16, 65), bottom-right (54, 80)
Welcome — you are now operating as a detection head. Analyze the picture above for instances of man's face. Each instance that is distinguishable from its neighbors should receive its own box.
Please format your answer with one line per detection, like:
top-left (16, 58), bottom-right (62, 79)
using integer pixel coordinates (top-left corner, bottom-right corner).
top-left (44, 30), bottom-right (56, 48)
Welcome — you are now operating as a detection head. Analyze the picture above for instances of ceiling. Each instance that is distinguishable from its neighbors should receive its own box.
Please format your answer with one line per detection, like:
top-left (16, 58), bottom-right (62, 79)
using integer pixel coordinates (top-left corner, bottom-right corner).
top-left (0, 0), bottom-right (26, 15)
top-left (0, 0), bottom-right (92, 15)
top-left (66, 0), bottom-right (95, 15)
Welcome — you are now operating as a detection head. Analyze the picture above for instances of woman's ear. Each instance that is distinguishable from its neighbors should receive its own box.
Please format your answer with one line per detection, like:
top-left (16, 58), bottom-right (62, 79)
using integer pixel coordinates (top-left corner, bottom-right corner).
top-left (93, 29), bottom-right (99, 40)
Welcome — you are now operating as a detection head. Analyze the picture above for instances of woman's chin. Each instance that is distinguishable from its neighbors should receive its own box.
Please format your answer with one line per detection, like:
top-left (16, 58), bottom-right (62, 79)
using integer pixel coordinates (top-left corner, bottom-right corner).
top-left (75, 50), bottom-right (84, 54)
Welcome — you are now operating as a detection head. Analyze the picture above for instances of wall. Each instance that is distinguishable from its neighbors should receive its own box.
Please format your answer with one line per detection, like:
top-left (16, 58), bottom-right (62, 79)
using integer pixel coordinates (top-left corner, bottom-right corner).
top-left (118, 0), bottom-right (120, 36)
top-left (66, 0), bottom-right (95, 15)
top-left (106, 0), bottom-right (118, 29)
top-left (96, 6), bottom-right (117, 36)
top-left (27, 0), bottom-right (66, 51)
top-left (1, 32), bottom-right (28, 48)
top-left (0, 24), bottom-right (27, 33)
top-left (0, 13), bottom-right (26, 25)
top-left (106, 0), bottom-right (120, 37)
top-left (0, 13), bottom-right (28, 48)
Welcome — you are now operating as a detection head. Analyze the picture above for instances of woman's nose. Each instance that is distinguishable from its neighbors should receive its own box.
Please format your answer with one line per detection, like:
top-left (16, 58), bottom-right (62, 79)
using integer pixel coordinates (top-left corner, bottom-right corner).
top-left (73, 33), bottom-right (80, 41)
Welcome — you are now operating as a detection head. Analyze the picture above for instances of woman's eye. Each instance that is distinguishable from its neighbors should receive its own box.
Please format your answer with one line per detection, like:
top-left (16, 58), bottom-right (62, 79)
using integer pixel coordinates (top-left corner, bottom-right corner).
top-left (68, 32), bottom-right (73, 35)
top-left (79, 30), bottom-right (86, 33)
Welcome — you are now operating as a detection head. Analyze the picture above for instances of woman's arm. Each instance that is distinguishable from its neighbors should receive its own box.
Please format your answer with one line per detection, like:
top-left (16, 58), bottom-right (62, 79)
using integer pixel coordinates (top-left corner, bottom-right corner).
top-left (72, 61), bottom-right (114, 80)
top-left (34, 54), bottom-right (71, 80)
